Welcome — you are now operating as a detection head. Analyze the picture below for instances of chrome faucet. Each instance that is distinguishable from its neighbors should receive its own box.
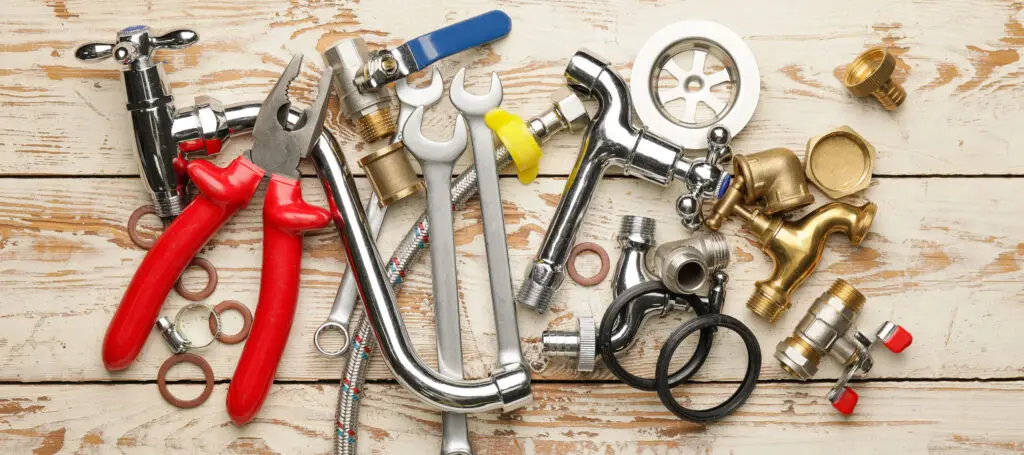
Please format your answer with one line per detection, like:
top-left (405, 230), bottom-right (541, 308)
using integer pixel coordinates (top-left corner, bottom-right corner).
top-left (517, 49), bottom-right (732, 314)
top-left (75, 26), bottom-right (251, 222)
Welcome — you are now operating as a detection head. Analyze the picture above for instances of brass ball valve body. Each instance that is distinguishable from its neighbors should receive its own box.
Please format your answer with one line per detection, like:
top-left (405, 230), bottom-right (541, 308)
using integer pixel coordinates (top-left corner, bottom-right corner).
top-left (731, 201), bottom-right (877, 323)
top-left (705, 148), bottom-right (813, 230)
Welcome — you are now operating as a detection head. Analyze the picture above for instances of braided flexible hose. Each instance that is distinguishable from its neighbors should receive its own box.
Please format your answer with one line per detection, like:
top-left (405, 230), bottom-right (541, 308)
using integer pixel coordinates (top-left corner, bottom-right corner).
top-left (336, 147), bottom-right (514, 455)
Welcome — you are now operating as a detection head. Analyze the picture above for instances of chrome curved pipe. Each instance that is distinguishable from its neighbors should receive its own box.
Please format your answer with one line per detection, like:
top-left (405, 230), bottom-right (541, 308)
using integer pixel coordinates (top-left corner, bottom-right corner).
top-left (182, 103), bottom-right (532, 412)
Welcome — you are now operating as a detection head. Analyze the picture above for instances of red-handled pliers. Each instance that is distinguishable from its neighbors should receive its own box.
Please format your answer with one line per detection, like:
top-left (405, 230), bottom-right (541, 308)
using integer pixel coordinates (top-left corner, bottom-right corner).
top-left (102, 55), bottom-right (333, 425)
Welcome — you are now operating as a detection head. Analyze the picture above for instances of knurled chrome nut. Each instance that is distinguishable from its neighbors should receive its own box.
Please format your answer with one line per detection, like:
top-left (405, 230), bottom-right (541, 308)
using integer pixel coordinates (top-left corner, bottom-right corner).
top-left (551, 88), bottom-right (591, 132)
top-left (774, 341), bottom-right (818, 379)
top-left (805, 126), bottom-right (875, 199)
top-left (576, 316), bottom-right (597, 373)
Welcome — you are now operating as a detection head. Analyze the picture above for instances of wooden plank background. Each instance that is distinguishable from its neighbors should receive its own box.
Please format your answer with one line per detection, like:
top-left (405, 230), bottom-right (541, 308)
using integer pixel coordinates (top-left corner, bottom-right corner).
top-left (2, 0), bottom-right (1023, 453)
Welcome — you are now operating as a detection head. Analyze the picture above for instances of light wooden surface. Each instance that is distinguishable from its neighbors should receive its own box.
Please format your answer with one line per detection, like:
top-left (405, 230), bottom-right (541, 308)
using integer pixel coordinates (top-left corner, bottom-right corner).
top-left (2, 0), bottom-right (1023, 453)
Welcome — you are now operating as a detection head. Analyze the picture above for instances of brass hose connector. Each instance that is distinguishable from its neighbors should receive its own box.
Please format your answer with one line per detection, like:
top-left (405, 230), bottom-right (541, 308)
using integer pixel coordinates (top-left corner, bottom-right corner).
top-left (732, 201), bottom-right (877, 323)
top-left (706, 148), bottom-right (814, 230)
top-left (842, 47), bottom-right (906, 111)
top-left (776, 279), bottom-right (913, 415)
top-left (359, 142), bottom-right (424, 206)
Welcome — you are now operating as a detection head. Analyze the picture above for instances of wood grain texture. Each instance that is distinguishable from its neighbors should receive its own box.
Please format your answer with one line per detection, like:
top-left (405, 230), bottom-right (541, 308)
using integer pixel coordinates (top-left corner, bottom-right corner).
top-left (3, 0), bottom-right (1024, 175)
top-left (1, 176), bottom-right (1020, 382)
top-left (1, 382), bottom-right (1022, 454)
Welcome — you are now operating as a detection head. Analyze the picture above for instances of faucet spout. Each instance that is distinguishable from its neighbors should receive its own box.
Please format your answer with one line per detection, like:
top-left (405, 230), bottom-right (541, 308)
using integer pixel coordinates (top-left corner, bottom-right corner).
top-left (741, 202), bottom-right (877, 323)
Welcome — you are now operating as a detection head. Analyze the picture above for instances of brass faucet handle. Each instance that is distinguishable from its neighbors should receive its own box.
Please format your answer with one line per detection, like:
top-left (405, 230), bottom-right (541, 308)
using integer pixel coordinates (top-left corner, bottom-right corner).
top-left (705, 173), bottom-right (746, 231)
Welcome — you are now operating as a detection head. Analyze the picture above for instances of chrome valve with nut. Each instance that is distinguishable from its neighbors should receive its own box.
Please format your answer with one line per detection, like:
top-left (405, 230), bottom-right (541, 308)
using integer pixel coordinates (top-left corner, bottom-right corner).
top-left (775, 279), bottom-right (913, 415)
top-left (516, 49), bottom-right (733, 315)
top-left (75, 26), bottom-right (257, 222)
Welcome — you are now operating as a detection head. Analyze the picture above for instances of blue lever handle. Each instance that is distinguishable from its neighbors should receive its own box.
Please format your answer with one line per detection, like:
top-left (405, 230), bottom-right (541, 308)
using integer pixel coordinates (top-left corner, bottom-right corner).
top-left (403, 10), bottom-right (512, 71)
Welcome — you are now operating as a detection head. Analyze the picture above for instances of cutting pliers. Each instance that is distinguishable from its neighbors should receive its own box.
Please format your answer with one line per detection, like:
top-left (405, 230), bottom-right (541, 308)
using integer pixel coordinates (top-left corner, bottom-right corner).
top-left (102, 55), bottom-right (333, 425)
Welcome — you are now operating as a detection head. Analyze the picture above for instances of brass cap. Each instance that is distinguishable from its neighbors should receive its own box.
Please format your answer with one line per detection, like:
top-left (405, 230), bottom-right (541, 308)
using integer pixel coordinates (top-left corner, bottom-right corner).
top-left (805, 126), bottom-right (875, 199)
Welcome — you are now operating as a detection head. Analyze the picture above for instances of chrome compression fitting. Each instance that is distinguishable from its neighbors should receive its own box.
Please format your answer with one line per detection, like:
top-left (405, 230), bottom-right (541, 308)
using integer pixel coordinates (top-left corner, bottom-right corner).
top-left (516, 49), bottom-right (732, 315)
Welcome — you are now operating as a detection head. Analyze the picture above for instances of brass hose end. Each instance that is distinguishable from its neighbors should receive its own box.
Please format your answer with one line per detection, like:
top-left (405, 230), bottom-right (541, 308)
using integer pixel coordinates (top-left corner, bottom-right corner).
top-left (850, 202), bottom-right (877, 245)
top-left (843, 47), bottom-right (906, 110)
top-left (359, 142), bottom-right (424, 206)
top-left (746, 284), bottom-right (789, 323)
top-left (354, 108), bottom-right (396, 143)
top-left (826, 278), bottom-right (866, 313)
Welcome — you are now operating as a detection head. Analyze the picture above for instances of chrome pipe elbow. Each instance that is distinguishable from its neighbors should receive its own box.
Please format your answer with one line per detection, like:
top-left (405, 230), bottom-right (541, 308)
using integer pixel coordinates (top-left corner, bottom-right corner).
top-left (309, 131), bottom-right (531, 413)
top-left (651, 232), bottom-right (730, 295)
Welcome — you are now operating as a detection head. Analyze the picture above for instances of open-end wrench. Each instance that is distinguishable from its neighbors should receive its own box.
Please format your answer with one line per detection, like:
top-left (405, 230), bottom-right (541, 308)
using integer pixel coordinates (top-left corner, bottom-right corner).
top-left (314, 69), bottom-right (444, 357)
top-left (449, 69), bottom-right (524, 371)
top-left (402, 106), bottom-right (473, 455)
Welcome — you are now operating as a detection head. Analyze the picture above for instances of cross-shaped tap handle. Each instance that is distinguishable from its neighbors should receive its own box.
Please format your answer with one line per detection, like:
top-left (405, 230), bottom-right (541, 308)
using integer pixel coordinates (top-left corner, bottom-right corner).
top-left (75, 26), bottom-right (198, 65)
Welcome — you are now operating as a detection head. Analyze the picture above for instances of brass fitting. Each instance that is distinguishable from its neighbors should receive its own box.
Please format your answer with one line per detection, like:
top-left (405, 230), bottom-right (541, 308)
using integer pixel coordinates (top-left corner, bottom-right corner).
top-left (805, 126), bottom-right (875, 199)
top-left (359, 142), bottom-right (424, 206)
top-left (842, 47), bottom-right (906, 111)
top-left (705, 148), bottom-right (814, 230)
top-left (731, 201), bottom-right (877, 323)
top-left (324, 38), bottom-right (397, 143)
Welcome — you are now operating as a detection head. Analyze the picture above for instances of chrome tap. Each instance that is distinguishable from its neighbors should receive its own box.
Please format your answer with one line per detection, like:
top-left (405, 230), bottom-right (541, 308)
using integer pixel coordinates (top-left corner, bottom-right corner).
top-left (517, 49), bottom-right (731, 314)
top-left (75, 26), bottom-right (248, 221)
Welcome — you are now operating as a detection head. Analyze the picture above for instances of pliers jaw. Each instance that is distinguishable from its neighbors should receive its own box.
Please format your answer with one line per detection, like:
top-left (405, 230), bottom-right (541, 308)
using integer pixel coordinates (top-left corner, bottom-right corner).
top-left (249, 54), bottom-right (334, 180)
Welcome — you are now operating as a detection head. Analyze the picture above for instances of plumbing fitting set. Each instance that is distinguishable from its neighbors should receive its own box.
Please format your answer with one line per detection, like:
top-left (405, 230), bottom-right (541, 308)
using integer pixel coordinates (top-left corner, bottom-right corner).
top-left (77, 10), bottom-right (918, 451)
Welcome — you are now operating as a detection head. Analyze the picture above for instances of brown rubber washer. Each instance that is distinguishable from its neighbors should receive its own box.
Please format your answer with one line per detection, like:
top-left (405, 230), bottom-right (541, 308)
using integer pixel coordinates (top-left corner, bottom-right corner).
top-left (567, 242), bottom-right (610, 287)
top-left (127, 205), bottom-right (161, 249)
top-left (174, 257), bottom-right (218, 301)
top-left (208, 300), bottom-right (253, 344)
top-left (157, 352), bottom-right (215, 409)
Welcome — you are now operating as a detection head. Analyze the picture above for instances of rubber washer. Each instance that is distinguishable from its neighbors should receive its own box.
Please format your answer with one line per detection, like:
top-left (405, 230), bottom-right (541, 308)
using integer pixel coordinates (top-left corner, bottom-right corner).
top-left (567, 242), bottom-right (610, 286)
top-left (157, 352), bottom-right (215, 409)
top-left (127, 205), bottom-right (161, 249)
top-left (174, 257), bottom-right (218, 301)
top-left (208, 300), bottom-right (253, 345)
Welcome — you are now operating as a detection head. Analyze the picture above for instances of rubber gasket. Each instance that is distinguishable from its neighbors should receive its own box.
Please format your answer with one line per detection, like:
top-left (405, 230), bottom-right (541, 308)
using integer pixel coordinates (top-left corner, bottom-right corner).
top-left (127, 205), bottom-right (161, 250)
top-left (157, 352), bottom-right (215, 409)
top-left (174, 257), bottom-right (218, 301)
top-left (598, 280), bottom-right (714, 392)
top-left (208, 300), bottom-right (252, 344)
top-left (567, 242), bottom-right (610, 286)
top-left (655, 313), bottom-right (761, 423)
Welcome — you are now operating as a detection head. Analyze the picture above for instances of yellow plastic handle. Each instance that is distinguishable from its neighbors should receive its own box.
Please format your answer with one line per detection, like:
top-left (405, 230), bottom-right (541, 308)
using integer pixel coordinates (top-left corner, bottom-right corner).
top-left (485, 108), bottom-right (542, 184)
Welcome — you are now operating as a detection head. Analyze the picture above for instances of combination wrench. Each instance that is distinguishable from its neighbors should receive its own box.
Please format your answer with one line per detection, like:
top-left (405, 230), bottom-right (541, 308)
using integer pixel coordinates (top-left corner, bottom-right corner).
top-left (402, 106), bottom-right (474, 455)
top-left (449, 69), bottom-right (524, 369)
top-left (314, 69), bottom-right (444, 357)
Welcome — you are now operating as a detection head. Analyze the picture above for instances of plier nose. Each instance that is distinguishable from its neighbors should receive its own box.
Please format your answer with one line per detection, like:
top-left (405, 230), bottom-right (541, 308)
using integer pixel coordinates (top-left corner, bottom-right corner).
top-left (101, 55), bottom-right (334, 426)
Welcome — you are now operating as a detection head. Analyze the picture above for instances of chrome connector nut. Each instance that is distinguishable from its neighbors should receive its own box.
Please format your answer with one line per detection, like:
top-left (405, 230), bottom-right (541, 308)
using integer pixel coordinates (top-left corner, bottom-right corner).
top-left (551, 87), bottom-right (591, 133)
top-left (774, 340), bottom-right (819, 379)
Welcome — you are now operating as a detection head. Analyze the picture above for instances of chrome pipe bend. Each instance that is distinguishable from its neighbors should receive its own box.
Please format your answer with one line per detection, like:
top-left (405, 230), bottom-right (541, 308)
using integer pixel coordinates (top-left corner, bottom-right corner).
top-left (310, 133), bottom-right (531, 413)
top-left (177, 103), bottom-right (532, 412)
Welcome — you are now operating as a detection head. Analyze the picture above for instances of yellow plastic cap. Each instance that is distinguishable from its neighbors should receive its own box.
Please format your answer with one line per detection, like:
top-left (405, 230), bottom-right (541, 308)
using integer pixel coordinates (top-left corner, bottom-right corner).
top-left (485, 108), bottom-right (542, 184)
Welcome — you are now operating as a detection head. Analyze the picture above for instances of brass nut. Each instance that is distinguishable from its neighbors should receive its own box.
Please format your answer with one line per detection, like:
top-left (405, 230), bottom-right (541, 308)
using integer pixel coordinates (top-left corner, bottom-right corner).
top-left (842, 47), bottom-right (906, 110)
top-left (805, 126), bottom-right (875, 199)
top-left (359, 142), bottom-right (424, 206)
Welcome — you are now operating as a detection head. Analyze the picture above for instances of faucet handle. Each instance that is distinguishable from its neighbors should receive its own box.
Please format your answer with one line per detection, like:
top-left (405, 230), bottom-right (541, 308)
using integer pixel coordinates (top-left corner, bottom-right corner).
top-left (151, 29), bottom-right (199, 50)
top-left (75, 43), bottom-right (115, 62)
top-left (705, 125), bottom-right (733, 166)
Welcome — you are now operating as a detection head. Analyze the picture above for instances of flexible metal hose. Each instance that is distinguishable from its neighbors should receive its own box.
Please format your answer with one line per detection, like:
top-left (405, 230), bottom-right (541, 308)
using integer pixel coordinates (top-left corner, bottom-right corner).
top-left (336, 147), bottom-right (514, 455)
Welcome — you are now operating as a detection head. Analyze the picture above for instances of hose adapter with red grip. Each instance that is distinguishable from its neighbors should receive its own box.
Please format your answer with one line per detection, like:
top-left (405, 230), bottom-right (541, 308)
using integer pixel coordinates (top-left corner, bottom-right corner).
top-left (226, 175), bottom-right (330, 426)
top-left (103, 157), bottom-right (264, 371)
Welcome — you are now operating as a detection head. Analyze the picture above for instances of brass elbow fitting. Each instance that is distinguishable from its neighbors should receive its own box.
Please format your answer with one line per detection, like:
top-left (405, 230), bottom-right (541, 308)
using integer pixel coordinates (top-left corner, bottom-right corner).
top-left (731, 201), bottom-right (877, 323)
top-left (842, 47), bottom-right (906, 111)
top-left (705, 148), bottom-right (813, 230)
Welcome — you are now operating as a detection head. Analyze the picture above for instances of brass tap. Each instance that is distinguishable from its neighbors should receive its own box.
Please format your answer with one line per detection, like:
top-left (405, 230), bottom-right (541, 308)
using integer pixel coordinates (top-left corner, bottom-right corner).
top-left (706, 148), bottom-right (814, 230)
top-left (732, 201), bottom-right (877, 323)
top-left (842, 47), bottom-right (906, 111)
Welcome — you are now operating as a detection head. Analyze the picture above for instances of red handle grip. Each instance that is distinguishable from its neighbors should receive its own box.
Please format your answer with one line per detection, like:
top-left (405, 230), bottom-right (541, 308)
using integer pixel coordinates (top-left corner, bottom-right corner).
top-left (226, 175), bottom-right (330, 425)
top-left (102, 157), bottom-right (264, 371)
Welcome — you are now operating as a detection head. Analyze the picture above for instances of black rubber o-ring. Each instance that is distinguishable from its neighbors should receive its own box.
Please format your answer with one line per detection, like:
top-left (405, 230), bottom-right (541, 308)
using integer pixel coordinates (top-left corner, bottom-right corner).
top-left (655, 313), bottom-right (761, 423)
top-left (598, 281), bottom-right (715, 392)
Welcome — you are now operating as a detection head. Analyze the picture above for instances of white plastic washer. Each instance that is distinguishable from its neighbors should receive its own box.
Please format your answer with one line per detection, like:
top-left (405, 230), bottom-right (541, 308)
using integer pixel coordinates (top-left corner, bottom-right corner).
top-left (630, 20), bottom-right (760, 149)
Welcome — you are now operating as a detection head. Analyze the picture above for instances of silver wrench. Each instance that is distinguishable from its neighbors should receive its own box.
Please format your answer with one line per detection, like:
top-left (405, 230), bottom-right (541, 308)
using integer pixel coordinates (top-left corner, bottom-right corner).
top-left (314, 68), bottom-right (444, 357)
top-left (402, 106), bottom-right (473, 455)
top-left (449, 69), bottom-right (524, 370)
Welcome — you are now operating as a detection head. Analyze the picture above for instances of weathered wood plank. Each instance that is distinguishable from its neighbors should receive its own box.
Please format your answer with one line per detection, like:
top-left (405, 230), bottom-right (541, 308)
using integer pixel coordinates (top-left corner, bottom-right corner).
top-left (1, 176), bottom-right (1021, 382)
top-left (2, 0), bottom-right (1024, 175)
top-left (1, 382), bottom-right (1022, 454)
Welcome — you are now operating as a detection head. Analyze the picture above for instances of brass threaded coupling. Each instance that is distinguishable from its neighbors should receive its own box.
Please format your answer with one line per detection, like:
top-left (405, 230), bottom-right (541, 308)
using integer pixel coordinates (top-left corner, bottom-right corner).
top-left (359, 141), bottom-right (424, 206)
top-left (843, 47), bottom-right (906, 110)
top-left (354, 108), bottom-right (396, 143)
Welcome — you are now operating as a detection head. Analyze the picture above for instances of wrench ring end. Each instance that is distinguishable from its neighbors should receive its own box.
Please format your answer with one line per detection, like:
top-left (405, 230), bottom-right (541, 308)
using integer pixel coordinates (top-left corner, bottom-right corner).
top-left (314, 321), bottom-right (351, 357)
